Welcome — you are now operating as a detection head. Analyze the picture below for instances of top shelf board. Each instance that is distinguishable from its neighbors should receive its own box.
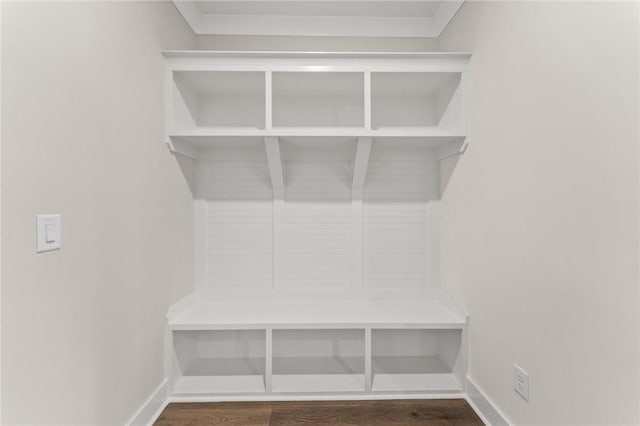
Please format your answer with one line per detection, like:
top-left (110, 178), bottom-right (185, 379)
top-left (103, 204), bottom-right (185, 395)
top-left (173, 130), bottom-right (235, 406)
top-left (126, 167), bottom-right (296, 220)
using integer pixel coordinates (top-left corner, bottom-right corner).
top-left (162, 51), bottom-right (471, 73)
top-left (168, 299), bottom-right (466, 330)
top-left (162, 51), bottom-right (472, 60)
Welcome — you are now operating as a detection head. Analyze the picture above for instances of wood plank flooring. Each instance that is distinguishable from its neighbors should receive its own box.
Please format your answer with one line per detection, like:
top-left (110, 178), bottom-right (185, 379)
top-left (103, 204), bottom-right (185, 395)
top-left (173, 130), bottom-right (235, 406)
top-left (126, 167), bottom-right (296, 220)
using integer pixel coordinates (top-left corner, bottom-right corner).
top-left (155, 399), bottom-right (485, 425)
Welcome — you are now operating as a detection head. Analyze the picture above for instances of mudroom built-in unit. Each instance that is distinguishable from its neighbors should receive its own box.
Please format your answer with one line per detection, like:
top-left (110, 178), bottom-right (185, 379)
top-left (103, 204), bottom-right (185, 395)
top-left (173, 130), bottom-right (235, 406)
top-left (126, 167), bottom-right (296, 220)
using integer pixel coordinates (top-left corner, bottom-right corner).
top-left (164, 51), bottom-right (470, 400)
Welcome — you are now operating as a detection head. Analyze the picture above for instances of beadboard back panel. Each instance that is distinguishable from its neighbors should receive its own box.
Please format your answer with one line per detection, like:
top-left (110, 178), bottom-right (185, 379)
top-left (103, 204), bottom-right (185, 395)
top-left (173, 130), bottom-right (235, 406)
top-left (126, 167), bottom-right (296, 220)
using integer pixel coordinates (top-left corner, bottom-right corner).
top-left (283, 161), bottom-right (352, 290)
top-left (205, 158), bottom-right (274, 290)
top-left (364, 142), bottom-right (440, 290)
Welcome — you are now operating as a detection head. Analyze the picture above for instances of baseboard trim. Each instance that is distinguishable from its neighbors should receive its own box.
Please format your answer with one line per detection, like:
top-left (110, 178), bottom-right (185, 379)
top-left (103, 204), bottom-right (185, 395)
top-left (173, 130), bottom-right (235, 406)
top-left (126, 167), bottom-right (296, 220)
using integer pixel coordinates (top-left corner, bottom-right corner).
top-left (167, 392), bottom-right (466, 403)
top-left (129, 378), bottom-right (507, 425)
top-left (465, 376), bottom-right (510, 426)
top-left (126, 379), bottom-right (169, 426)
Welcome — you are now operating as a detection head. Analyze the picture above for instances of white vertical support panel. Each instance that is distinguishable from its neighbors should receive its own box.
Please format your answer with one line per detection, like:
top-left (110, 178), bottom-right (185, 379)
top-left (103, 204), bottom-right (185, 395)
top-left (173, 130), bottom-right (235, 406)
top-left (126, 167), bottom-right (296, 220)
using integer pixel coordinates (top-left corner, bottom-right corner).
top-left (363, 71), bottom-right (372, 130)
top-left (365, 327), bottom-right (372, 391)
top-left (265, 328), bottom-right (273, 392)
top-left (265, 71), bottom-right (272, 130)
top-left (264, 137), bottom-right (285, 289)
top-left (427, 200), bottom-right (442, 292)
top-left (351, 137), bottom-right (372, 289)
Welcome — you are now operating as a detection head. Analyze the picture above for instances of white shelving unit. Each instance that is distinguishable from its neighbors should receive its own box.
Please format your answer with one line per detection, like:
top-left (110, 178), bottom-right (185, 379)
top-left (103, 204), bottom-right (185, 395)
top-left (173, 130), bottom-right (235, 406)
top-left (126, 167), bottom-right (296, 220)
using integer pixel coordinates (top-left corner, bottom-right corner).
top-left (163, 51), bottom-right (471, 400)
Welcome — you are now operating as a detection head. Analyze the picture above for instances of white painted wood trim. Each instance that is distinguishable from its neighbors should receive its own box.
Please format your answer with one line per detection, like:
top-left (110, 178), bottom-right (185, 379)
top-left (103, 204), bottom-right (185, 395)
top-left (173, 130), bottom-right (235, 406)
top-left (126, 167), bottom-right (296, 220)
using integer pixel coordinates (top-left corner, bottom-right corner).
top-left (171, 1), bottom-right (465, 38)
top-left (163, 50), bottom-right (472, 59)
top-left (465, 376), bottom-right (511, 426)
top-left (364, 328), bottom-right (372, 391)
top-left (363, 72), bottom-right (371, 130)
top-left (126, 379), bottom-right (169, 426)
top-left (265, 328), bottom-right (273, 393)
top-left (171, 128), bottom-right (466, 139)
top-left (168, 392), bottom-right (465, 403)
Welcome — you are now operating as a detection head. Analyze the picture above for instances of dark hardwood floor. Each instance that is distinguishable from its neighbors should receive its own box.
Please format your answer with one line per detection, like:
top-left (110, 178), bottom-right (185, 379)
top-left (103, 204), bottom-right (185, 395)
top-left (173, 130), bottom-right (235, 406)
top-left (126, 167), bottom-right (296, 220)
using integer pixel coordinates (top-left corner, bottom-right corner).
top-left (155, 399), bottom-right (485, 425)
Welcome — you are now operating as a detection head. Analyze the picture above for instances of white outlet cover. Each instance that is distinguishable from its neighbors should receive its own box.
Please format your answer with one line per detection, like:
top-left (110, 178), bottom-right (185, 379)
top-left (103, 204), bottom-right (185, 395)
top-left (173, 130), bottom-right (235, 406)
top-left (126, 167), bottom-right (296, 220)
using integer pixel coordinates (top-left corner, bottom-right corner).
top-left (36, 214), bottom-right (61, 252)
top-left (514, 364), bottom-right (529, 402)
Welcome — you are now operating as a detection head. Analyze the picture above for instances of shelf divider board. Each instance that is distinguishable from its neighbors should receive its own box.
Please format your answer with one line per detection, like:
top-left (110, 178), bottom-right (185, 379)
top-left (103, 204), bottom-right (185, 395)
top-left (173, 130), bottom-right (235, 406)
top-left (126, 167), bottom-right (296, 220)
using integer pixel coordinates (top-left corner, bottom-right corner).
top-left (365, 328), bottom-right (372, 391)
top-left (265, 328), bottom-right (273, 393)
top-left (364, 71), bottom-right (372, 130)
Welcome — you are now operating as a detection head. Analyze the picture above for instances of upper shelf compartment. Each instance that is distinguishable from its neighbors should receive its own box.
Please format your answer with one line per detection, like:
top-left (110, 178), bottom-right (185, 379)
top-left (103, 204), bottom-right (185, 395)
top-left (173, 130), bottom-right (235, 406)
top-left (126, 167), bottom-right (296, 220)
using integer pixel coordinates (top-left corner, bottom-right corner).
top-left (171, 70), bottom-right (265, 131)
top-left (372, 72), bottom-right (463, 131)
top-left (164, 51), bottom-right (470, 146)
top-left (272, 72), bottom-right (364, 128)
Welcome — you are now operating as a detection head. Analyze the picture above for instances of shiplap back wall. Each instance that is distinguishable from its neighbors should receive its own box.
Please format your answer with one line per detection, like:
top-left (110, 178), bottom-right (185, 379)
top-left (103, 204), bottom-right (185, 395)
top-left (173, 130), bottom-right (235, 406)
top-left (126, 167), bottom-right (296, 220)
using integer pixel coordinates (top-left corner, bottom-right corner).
top-left (198, 139), bottom-right (441, 295)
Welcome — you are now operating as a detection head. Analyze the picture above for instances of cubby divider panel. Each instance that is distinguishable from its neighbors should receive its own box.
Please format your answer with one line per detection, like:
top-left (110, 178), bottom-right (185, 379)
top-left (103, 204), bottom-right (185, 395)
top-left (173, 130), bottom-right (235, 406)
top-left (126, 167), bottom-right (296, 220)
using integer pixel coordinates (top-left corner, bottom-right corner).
top-left (272, 329), bottom-right (366, 392)
top-left (172, 329), bottom-right (266, 394)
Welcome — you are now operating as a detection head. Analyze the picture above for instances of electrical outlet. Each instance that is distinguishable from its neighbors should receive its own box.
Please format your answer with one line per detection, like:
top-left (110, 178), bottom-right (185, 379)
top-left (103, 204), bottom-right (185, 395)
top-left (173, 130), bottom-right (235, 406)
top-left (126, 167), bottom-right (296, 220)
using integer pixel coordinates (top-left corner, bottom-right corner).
top-left (514, 364), bottom-right (529, 402)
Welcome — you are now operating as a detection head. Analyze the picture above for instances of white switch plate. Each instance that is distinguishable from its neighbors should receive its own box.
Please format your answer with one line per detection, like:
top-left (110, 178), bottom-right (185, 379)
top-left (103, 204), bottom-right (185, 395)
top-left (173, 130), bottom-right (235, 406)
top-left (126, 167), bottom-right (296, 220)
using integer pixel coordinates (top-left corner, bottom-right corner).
top-left (514, 364), bottom-right (529, 402)
top-left (36, 214), bottom-right (61, 252)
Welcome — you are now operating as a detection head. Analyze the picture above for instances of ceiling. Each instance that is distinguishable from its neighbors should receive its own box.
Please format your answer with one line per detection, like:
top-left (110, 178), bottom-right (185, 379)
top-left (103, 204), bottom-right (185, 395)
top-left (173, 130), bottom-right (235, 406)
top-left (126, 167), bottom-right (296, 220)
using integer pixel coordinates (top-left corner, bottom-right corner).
top-left (173, 0), bottom-right (464, 38)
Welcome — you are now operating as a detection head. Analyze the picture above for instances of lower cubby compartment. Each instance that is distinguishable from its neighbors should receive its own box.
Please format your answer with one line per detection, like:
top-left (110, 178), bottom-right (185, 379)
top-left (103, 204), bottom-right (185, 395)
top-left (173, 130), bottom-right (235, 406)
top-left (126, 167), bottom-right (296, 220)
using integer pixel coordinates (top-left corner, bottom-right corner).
top-left (272, 329), bottom-right (365, 393)
top-left (371, 329), bottom-right (463, 392)
top-left (172, 329), bottom-right (266, 394)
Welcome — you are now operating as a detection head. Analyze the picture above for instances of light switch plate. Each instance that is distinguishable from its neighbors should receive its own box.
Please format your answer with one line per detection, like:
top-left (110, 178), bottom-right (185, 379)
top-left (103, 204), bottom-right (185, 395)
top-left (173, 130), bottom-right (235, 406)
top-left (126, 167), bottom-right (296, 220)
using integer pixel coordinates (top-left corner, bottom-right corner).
top-left (514, 364), bottom-right (529, 402)
top-left (36, 214), bottom-right (61, 252)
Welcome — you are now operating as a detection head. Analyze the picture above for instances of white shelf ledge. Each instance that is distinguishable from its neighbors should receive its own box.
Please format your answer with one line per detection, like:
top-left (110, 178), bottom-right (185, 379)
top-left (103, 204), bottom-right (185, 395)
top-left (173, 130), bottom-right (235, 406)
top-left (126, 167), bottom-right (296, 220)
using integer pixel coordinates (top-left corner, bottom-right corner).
top-left (170, 127), bottom-right (466, 138)
top-left (168, 300), bottom-right (466, 330)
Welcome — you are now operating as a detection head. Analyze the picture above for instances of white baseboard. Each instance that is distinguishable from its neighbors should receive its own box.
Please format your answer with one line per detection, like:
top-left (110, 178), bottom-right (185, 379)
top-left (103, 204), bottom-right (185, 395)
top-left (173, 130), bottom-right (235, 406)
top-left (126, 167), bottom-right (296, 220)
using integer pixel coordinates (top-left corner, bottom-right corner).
top-left (465, 376), bottom-right (510, 426)
top-left (168, 392), bottom-right (466, 403)
top-left (126, 379), bottom-right (169, 426)
top-left (127, 377), bottom-right (507, 426)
